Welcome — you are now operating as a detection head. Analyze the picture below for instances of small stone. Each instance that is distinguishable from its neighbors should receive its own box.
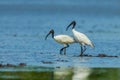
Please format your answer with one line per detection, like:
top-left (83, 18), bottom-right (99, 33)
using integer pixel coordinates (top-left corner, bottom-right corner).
top-left (19, 63), bottom-right (26, 67)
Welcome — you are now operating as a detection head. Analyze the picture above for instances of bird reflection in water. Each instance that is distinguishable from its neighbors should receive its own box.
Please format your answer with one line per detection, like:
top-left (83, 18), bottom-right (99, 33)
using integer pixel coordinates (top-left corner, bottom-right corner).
top-left (54, 67), bottom-right (91, 80)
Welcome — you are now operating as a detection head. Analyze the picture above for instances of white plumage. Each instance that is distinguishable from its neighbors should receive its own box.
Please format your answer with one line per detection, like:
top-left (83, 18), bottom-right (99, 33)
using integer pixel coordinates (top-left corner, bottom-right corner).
top-left (54, 35), bottom-right (75, 44)
top-left (66, 21), bottom-right (94, 56)
top-left (72, 29), bottom-right (94, 48)
top-left (45, 29), bottom-right (75, 55)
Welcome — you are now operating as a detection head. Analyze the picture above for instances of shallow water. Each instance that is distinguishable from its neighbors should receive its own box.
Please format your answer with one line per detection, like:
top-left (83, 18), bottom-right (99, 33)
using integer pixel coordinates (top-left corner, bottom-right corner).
top-left (0, 8), bottom-right (120, 68)
top-left (0, 0), bottom-right (120, 79)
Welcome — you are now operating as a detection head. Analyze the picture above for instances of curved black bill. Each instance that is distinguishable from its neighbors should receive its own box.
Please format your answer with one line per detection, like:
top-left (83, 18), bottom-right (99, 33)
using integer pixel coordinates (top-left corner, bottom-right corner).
top-left (66, 21), bottom-right (76, 31)
top-left (45, 32), bottom-right (51, 40)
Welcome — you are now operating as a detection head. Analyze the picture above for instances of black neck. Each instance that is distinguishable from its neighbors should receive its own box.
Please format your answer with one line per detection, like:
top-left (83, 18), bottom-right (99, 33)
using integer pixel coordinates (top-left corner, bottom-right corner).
top-left (50, 29), bottom-right (55, 38)
top-left (71, 21), bottom-right (76, 29)
top-left (66, 21), bottom-right (76, 31)
top-left (51, 31), bottom-right (54, 38)
top-left (45, 29), bottom-right (55, 40)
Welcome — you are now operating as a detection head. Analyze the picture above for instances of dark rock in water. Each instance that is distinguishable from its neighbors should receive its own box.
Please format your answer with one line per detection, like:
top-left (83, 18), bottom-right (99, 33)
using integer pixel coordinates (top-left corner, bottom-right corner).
top-left (0, 63), bottom-right (27, 68)
top-left (41, 61), bottom-right (53, 64)
top-left (0, 64), bottom-right (3, 67)
top-left (73, 54), bottom-right (93, 57)
top-left (56, 66), bottom-right (60, 68)
top-left (61, 60), bottom-right (68, 62)
top-left (83, 54), bottom-right (92, 57)
top-left (109, 54), bottom-right (117, 57)
top-left (97, 53), bottom-right (118, 58)
top-left (77, 53), bottom-right (118, 58)
top-left (98, 54), bottom-right (107, 57)
top-left (114, 56), bottom-right (118, 57)
top-left (6, 63), bottom-right (16, 67)
top-left (56, 59), bottom-right (68, 62)
top-left (19, 63), bottom-right (26, 67)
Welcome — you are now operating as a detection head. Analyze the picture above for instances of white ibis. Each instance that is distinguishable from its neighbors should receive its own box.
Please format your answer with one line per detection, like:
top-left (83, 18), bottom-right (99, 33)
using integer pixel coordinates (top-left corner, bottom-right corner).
top-left (45, 29), bottom-right (76, 55)
top-left (66, 21), bottom-right (94, 56)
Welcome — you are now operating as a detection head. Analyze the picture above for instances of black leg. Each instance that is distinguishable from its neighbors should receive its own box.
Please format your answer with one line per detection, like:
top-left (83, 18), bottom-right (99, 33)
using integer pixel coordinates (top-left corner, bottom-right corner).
top-left (60, 44), bottom-right (69, 55)
top-left (83, 46), bottom-right (86, 53)
top-left (64, 44), bottom-right (69, 55)
top-left (80, 45), bottom-right (83, 56)
top-left (80, 46), bottom-right (87, 56)
top-left (60, 48), bottom-right (64, 55)
top-left (64, 48), bottom-right (66, 55)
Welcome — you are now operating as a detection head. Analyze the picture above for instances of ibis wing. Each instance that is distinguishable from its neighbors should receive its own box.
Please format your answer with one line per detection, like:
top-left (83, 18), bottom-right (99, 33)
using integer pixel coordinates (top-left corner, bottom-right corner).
top-left (73, 32), bottom-right (94, 47)
top-left (54, 35), bottom-right (75, 44)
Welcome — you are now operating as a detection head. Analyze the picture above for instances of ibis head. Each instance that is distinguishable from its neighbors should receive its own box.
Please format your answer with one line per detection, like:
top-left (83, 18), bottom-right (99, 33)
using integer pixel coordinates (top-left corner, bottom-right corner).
top-left (66, 21), bottom-right (76, 31)
top-left (45, 29), bottom-right (54, 40)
